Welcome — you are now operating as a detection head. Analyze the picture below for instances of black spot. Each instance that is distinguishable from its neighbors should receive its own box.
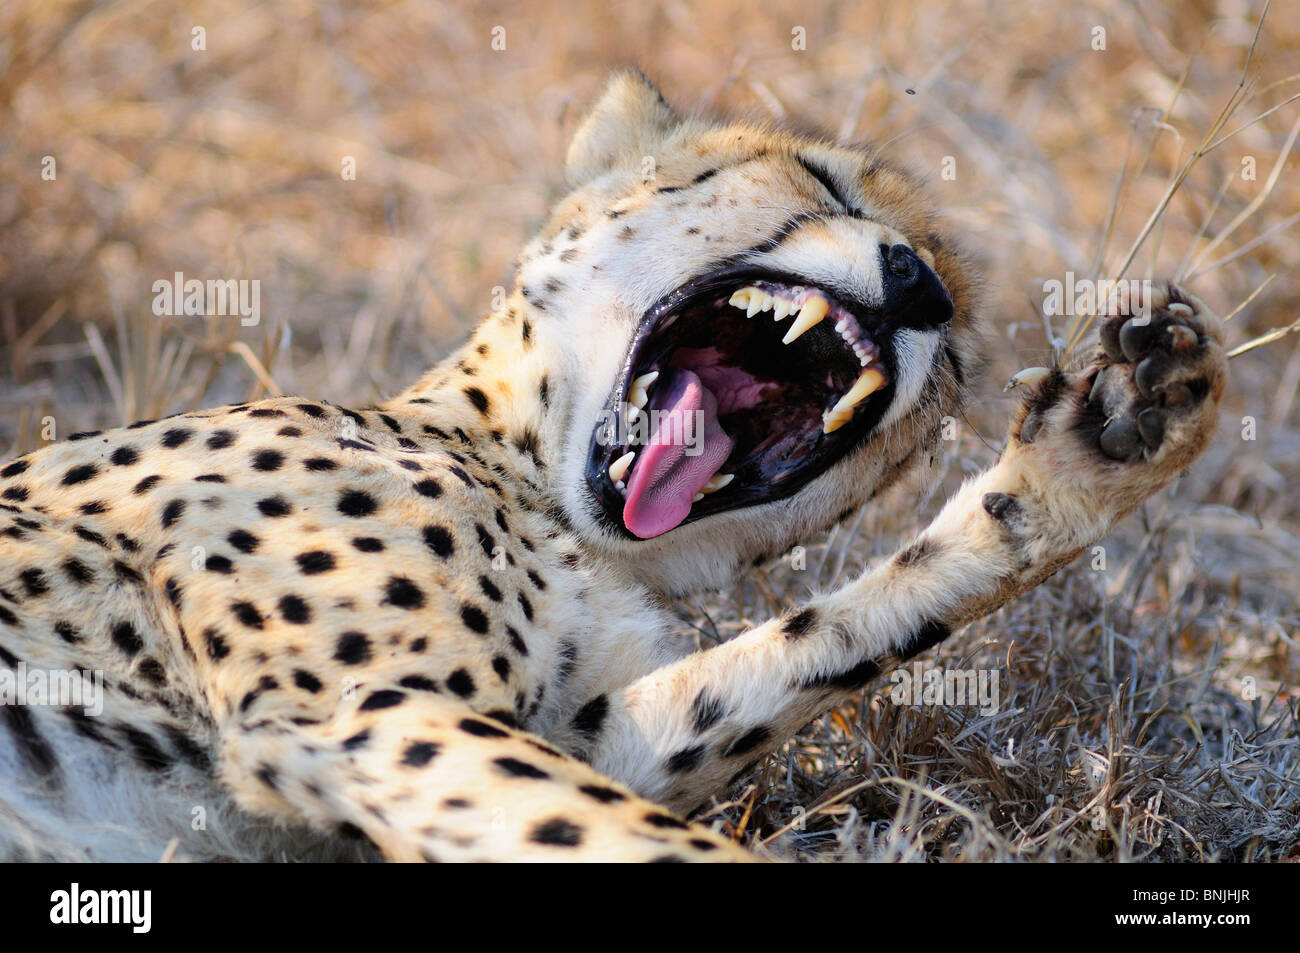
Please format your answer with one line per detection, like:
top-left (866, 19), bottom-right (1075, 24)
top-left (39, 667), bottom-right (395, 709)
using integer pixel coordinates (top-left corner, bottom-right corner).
top-left (460, 718), bottom-right (509, 739)
top-left (304, 457), bottom-right (338, 472)
top-left (895, 539), bottom-right (937, 568)
top-left (251, 449), bottom-right (285, 471)
top-left (231, 602), bottom-right (265, 629)
top-left (62, 558), bottom-right (94, 585)
top-left (277, 426), bottom-right (303, 438)
top-left (801, 656), bottom-right (881, 693)
top-left (54, 621), bottom-right (80, 643)
top-left (206, 430), bottom-right (236, 450)
top-left (579, 785), bottom-right (626, 804)
top-left (296, 403), bottom-right (326, 418)
top-left (463, 386), bottom-right (490, 415)
top-left (204, 628), bottom-right (230, 660)
top-left (293, 669), bottom-right (323, 693)
top-left (1, 460), bottom-right (30, 478)
top-left (163, 726), bottom-right (210, 771)
top-left (2, 704), bottom-right (59, 777)
top-left (138, 657), bottom-right (167, 685)
top-left (448, 466), bottom-right (473, 488)
top-left (898, 618), bottom-right (952, 660)
top-left (360, 689), bottom-right (405, 711)
top-left (494, 757), bottom-right (549, 779)
top-left (460, 604), bottom-right (489, 634)
top-left (572, 695), bottom-right (608, 738)
top-left (133, 475), bottom-right (163, 494)
top-left (478, 576), bottom-right (502, 602)
top-left (160, 498), bottom-right (186, 528)
top-left (61, 463), bottom-right (99, 486)
top-left (204, 554), bottom-right (234, 574)
top-left (474, 524), bottom-right (496, 559)
top-left (120, 725), bottom-right (170, 771)
top-left (378, 414), bottom-right (402, 433)
top-left (446, 669), bottom-right (476, 698)
top-left (228, 529), bottom-right (259, 553)
top-left (526, 569), bottom-right (546, 591)
top-left (644, 812), bottom-right (690, 830)
top-left (784, 608), bottom-right (818, 640)
top-left (723, 725), bottom-right (772, 758)
top-left (491, 656), bottom-right (512, 682)
top-left (194, 473), bottom-right (226, 483)
top-left (164, 576), bottom-right (182, 607)
top-left (110, 446), bottom-right (139, 466)
top-left (402, 741), bottom-right (441, 767)
top-left (507, 626), bottom-right (529, 656)
top-left (385, 576), bottom-right (425, 609)
top-left (690, 692), bottom-right (725, 732)
top-left (342, 729), bottom-right (371, 751)
top-left (398, 674), bottom-right (438, 692)
top-left (412, 479), bottom-right (442, 498)
top-left (279, 594), bottom-right (312, 624)
top-left (19, 568), bottom-right (48, 597)
top-left (529, 818), bottom-right (582, 847)
top-left (666, 745), bottom-right (705, 774)
top-left (423, 525), bottom-right (454, 558)
top-left (248, 408), bottom-right (286, 418)
top-left (334, 632), bottom-right (372, 665)
top-left (296, 550), bottom-right (336, 575)
top-left (352, 536), bottom-right (384, 553)
top-left (111, 620), bottom-right (143, 655)
top-left (161, 428), bottom-right (193, 448)
top-left (252, 495), bottom-right (292, 519)
top-left (517, 592), bottom-right (534, 622)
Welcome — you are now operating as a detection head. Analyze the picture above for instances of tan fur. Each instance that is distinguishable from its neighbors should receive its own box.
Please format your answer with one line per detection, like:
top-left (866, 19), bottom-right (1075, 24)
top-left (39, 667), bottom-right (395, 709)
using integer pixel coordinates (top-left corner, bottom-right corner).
top-left (0, 73), bottom-right (1225, 861)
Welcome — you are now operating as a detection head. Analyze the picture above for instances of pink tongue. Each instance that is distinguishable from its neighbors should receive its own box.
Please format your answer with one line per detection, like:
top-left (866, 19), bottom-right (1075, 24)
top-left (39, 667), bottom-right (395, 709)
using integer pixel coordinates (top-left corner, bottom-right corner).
top-left (623, 368), bottom-right (734, 539)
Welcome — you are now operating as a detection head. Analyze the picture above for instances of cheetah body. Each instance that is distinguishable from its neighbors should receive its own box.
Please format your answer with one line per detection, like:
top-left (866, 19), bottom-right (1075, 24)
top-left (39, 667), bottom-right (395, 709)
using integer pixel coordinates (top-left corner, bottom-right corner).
top-left (0, 73), bottom-right (1228, 862)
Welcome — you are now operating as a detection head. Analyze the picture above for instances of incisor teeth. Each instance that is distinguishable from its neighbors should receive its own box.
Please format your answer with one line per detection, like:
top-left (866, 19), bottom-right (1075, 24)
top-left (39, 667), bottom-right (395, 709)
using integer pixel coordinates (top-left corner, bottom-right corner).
top-left (702, 472), bottom-right (734, 493)
top-left (782, 295), bottom-right (830, 345)
top-left (728, 290), bottom-right (751, 310)
top-left (773, 298), bottom-right (792, 321)
top-left (609, 450), bottom-right (635, 483)
top-left (746, 293), bottom-right (765, 318)
top-left (822, 368), bottom-right (886, 433)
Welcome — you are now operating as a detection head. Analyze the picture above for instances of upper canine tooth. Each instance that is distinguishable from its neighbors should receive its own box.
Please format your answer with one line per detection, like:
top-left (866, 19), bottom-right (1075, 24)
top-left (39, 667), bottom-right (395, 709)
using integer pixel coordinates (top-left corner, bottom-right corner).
top-left (702, 472), bottom-right (734, 493)
top-left (609, 450), bottom-right (635, 483)
top-left (782, 294), bottom-right (830, 345)
top-left (822, 368), bottom-right (886, 433)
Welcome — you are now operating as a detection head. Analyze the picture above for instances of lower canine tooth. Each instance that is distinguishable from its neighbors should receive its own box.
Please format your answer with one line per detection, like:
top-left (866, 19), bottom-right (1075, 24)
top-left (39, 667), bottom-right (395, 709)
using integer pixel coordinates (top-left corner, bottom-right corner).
top-left (630, 370), bottom-right (659, 393)
top-left (692, 492), bottom-right (704, 503)
top-left (782, 294), bottom-right (830, 345)
top-left (609, 450), bottom-right (635, 483)
top-left (822, 368), bottom-right (886, 433)
top-left (702, 472), bottom-right (734, 493)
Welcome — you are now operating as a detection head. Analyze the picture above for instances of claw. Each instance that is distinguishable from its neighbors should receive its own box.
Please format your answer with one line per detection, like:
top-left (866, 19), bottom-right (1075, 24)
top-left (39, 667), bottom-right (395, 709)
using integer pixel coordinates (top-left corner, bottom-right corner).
top-left (1003, 366), bottom-right (1052, 393)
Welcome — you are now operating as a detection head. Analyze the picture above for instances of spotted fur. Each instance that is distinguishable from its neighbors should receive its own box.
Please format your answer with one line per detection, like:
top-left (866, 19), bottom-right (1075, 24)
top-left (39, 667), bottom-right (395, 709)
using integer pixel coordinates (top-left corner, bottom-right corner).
top-left (0, 72), bottom-right (1226, 862)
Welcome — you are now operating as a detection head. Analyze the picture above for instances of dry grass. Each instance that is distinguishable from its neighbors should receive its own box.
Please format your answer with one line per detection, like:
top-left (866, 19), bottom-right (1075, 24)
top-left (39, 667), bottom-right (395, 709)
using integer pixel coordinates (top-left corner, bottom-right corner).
top-left (1, 0), bottom-right (1297, 861)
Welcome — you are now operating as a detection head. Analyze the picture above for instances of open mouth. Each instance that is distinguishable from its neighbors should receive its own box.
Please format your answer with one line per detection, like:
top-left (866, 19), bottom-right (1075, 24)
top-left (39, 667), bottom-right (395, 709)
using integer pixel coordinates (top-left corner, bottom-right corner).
top-left (586, 253), bottom-right (950, 540)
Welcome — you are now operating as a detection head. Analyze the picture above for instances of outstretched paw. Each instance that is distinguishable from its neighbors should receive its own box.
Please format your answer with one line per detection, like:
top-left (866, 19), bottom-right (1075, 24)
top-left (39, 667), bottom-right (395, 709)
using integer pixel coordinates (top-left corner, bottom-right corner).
top-left (1012, 282), bottom-right (1227, 475)
top-left (1086, 283), bottom-right (1227, 464)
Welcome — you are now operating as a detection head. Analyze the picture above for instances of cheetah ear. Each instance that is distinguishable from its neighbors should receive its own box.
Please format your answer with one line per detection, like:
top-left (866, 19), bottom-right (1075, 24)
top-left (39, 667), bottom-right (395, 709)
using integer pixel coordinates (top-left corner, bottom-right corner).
top-left (565, 69), bottom-right (679, 187)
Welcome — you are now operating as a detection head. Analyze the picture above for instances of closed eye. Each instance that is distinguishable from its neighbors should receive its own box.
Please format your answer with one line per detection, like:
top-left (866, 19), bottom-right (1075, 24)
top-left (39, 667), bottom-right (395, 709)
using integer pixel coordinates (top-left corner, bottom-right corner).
top-left (796, 155), bottom-right (863, 218)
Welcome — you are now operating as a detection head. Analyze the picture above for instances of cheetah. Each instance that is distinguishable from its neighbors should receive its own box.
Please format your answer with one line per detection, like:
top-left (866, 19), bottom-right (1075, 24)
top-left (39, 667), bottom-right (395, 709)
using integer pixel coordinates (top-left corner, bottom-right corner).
top-left (0, 71), bottom-right (1227, 862)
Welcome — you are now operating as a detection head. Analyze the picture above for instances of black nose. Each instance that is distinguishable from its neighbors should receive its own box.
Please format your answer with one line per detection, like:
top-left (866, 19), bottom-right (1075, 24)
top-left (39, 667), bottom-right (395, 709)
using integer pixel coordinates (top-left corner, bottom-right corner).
top-left (879, 243), bottom-right (953, 329)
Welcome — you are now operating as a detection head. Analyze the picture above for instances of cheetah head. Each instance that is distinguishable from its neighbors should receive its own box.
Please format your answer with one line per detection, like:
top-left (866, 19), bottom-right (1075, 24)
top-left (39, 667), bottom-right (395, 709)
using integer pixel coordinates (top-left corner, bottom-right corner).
top-left (523, 71), bottom-right (981, 596)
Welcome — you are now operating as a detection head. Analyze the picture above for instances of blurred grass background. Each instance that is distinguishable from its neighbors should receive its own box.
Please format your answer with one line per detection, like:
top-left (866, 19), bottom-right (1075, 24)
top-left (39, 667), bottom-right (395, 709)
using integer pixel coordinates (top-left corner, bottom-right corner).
top-left (1, 0), bottom-right (1297, 860)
